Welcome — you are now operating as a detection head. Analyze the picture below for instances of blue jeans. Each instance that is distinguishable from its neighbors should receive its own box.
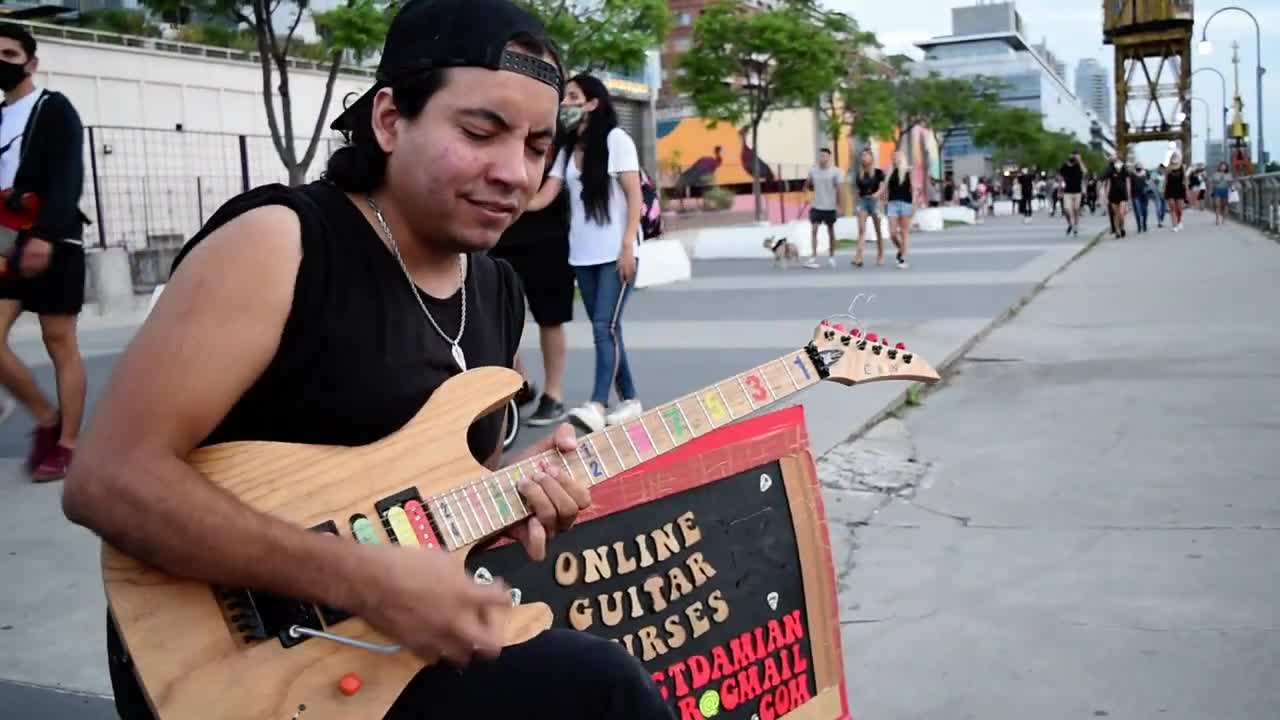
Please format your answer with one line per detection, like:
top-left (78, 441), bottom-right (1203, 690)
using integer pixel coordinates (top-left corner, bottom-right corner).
top-left (573, 260), bottom-right (638, 405)
top-left (1134, 194), bottom-right (1149, 231)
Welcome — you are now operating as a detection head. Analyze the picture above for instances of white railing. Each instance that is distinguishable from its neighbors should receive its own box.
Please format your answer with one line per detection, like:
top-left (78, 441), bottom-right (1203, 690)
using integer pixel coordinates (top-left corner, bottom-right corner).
top-left (13, 17), bottom-right (376, 78)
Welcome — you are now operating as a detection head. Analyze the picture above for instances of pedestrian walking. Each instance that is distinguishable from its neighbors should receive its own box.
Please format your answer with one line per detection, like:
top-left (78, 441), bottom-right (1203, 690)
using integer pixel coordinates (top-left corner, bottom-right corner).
top-left (1209, 161), bottom-right (1232, 225)
top-left (1059, 151), bottom-right (1085, 236)
top-left (884, 150), bottom-right (914, 269)
top-left (1164, 153), bottom-right (1187, 231)
top-left (1131, 162), bottom-right (1150, 233)
top-left (528, 72), bottom-right (644, 433)
top-left (802, 147), bottom-right (841, 269)
top-left (1103, 156), bottom-right (1132, 237)
top-left (1016, 168), bottom-right (1034, 222)
top-left (0, 23), bottom-right (89, 482)
top-left (488, 126), bottom-right (573, 426)
top-left (850, 148), bottom-right (885, 267)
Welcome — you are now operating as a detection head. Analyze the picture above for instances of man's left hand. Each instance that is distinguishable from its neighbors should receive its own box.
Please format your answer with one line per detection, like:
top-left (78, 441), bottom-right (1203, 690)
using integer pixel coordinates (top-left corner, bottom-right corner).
top-left (19, 238), bottom-right (52, 278)
top-left (508, 423), bottom-right (591, 562)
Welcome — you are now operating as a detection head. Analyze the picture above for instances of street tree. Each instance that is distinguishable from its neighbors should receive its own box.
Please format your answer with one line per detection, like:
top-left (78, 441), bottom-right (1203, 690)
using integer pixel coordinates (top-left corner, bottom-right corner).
top-left (675, 0), bottom-right (844, 220)
top-left (142, 0), bottom-right (389, 185)
top-left (806, 9), bottom-right (895, 165)
top-left (894, 71), bottom-right (1005, 163)
top-left (518, 0), bottom-right (670, 75)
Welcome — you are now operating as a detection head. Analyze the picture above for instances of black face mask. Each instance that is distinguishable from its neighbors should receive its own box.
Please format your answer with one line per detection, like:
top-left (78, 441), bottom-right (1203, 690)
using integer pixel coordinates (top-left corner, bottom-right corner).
top-left (0, 60), bottom-right (28, 92)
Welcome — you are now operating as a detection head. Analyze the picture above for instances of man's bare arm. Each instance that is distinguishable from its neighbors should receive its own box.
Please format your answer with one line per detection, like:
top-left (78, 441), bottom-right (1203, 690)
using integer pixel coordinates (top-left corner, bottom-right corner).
top-left (63, 205), bottom-right (370, 614)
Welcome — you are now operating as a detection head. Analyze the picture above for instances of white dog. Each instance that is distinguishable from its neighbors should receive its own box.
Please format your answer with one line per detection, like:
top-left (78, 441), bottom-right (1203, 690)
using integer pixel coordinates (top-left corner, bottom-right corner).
top-left (762, 235), bottom-right (800, 269)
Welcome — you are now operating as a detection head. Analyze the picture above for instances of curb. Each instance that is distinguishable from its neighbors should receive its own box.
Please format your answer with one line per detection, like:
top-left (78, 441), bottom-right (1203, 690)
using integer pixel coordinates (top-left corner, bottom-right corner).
top-left (819, 229), bottom-right (1108, 457)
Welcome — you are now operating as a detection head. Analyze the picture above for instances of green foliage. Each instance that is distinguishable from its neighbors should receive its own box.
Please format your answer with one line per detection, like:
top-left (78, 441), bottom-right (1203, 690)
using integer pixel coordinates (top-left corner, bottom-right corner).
top-left (675, 0), bottom-right (843, 218)
top-left (517, 0), bottom-right (670, 74)
top-left (841, 76), bottom-right (897, 142)
top-left (702, 186), bottom-right (736, 210)
top-left (895, 71), bottom-right (1005, 147)
top-left (74, 9), bottom-right (162, 37)
top-left (973, 105), bottom-right (1103, 171)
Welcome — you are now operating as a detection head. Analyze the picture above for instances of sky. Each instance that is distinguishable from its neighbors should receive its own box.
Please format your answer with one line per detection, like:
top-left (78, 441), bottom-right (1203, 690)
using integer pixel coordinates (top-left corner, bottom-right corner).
top-left (820, 0), bottom-right (1280, 169)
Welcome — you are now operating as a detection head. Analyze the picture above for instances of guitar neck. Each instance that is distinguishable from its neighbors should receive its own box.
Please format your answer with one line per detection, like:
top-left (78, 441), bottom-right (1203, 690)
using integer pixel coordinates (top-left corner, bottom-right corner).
top-left (426, 346), bottom-right (826, 551)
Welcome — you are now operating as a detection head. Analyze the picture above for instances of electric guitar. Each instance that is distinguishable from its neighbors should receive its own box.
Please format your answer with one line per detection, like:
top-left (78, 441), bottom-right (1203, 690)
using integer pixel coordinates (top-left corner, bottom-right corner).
top-left (102, 320), bottom-right (941, 719)
top-left (0, 188), bottom-right (39, 277)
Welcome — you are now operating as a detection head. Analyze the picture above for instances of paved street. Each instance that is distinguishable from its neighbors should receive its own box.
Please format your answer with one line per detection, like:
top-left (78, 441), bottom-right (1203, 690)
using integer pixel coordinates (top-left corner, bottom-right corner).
top-left (0, 210), bottom-right (1102, 715)
top-left (825, 210), bottom-right (1280, 719)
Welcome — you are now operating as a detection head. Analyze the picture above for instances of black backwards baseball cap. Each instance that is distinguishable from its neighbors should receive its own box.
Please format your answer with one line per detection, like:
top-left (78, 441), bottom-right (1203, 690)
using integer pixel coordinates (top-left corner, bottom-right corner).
top-left (330, 0), bottom-right (564, 133)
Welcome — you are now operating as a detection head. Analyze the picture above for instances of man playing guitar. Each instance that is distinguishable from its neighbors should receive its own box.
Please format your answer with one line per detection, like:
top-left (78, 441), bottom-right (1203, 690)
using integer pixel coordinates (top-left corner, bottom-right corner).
top-left (61, 1), bottom-right (675, 717)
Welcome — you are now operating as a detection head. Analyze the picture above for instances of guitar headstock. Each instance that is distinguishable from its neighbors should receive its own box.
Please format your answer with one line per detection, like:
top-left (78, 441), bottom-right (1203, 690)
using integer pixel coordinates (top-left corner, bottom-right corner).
top-left (808, 320), bottom-right (941, 386)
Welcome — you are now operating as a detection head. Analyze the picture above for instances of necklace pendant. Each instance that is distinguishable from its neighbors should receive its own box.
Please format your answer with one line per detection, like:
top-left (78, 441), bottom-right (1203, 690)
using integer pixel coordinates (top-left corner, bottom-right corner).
top-left (451, 343), bottom-right (467, 371)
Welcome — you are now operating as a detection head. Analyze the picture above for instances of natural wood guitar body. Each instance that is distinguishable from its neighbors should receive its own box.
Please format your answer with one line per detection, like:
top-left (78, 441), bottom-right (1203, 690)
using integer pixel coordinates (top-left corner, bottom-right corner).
top-left (102, 366), bottom-right (553, 720)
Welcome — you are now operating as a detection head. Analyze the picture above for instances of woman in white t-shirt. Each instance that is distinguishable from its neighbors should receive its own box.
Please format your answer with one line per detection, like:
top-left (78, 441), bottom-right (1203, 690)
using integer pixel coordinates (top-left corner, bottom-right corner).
top-left (527, 73), bottom-right (643, 433)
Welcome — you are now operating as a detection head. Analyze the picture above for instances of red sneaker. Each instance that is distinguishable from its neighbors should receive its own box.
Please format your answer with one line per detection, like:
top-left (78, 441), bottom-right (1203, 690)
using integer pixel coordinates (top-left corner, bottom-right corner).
top-left (32, 444), bottom-right (72, 483)
top-left (26, 421), bottom-right (60, 474)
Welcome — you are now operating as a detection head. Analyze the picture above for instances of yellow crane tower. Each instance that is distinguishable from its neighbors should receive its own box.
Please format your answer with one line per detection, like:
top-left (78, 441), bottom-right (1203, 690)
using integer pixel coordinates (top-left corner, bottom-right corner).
top-left (1102, 0), bottom-right (1195, 162)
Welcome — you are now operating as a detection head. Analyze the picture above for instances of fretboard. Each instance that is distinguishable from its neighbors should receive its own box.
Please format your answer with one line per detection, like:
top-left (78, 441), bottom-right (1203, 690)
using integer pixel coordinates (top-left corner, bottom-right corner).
top-left (424, 346), bottom-right (824, 550)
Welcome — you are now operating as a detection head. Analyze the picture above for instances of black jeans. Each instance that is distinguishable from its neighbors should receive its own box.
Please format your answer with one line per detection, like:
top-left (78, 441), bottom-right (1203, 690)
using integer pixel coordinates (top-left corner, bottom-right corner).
top-left (108, 613), bottom-right (674, 720)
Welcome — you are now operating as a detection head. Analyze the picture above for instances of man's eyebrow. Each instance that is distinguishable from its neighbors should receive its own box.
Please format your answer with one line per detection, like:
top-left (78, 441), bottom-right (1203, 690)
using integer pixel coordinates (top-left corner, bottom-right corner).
top-left (458, 108), bottom-right (554, 141)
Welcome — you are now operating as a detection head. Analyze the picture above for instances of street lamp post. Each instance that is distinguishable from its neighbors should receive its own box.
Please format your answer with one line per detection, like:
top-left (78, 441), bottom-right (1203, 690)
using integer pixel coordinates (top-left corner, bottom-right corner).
top-left (1192, 67), bottom-right (1229, 167)
top-left (1200, 6), bottom-right (1266, 168)
top-left (1189, 96), bottom-right (1213, 163)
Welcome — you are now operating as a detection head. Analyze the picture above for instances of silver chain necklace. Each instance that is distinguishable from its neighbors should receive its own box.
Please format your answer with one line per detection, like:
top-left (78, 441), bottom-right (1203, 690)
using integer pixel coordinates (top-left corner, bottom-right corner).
top-left (366, 196), bottom-right (469, 371)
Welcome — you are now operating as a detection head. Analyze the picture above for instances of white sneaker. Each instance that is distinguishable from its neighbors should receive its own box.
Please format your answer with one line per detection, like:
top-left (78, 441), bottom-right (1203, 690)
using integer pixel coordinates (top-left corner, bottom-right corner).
top-left (605, 399), bottom-right (643, 426)
top-left (567, 401), bottom-right (607, 433)
top-left (802, 259), bottom-right (820, 269)
top-left (827, 257), bottom-right (836, 268)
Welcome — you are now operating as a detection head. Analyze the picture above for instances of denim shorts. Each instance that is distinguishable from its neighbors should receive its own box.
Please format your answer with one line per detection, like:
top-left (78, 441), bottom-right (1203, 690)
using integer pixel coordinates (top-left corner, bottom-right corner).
top-left (886, 200), bottom-right (913, 217)
top-left (856, 196), bottom-right (878, 215)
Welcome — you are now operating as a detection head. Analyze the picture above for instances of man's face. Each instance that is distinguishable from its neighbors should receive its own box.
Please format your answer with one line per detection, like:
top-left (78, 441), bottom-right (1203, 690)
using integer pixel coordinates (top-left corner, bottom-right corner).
top-left (818, 151), bottom-right (831, 168)
top-left (0, 37), bottom-right (32, 71)
top-left (377, 52), bottom-right (559, 253)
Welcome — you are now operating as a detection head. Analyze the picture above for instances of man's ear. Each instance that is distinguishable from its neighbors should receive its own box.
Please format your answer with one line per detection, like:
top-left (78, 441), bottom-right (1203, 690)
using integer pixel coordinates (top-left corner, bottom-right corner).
top-left (26, 56), bottom-right (37, 74)
top-left (371, 87), bottom-right (401, 154)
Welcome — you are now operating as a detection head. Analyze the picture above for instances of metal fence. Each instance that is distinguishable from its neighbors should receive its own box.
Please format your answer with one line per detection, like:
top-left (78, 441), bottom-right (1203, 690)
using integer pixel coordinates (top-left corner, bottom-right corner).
top-left (80, 126), bottom-right (343, 250)
top-left (1229, 172), bottom-right (1280, 236)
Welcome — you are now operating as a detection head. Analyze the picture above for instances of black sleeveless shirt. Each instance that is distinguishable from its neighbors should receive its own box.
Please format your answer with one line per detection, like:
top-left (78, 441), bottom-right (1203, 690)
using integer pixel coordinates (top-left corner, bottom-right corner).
top-left (174, 179), bottom-right (524, 458)
top-left (105, 180), bottom-right (525, 717)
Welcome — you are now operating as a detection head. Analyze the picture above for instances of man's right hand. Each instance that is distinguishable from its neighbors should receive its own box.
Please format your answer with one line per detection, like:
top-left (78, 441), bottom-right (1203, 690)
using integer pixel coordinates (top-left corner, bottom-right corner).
top-left (347, 543), bottom-right (514, 666)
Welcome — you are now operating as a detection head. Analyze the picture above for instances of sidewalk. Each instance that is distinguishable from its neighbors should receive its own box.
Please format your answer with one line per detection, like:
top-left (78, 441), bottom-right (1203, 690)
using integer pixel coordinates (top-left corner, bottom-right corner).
top-left (825, 210), bottom-right (1280, 718)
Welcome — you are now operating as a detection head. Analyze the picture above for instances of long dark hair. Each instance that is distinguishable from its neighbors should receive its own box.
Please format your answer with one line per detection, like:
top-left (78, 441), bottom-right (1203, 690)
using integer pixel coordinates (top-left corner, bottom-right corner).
top-left (566, 73), bottom-right (620, 225)
top-left (322, 72), bottom-right (446, 193)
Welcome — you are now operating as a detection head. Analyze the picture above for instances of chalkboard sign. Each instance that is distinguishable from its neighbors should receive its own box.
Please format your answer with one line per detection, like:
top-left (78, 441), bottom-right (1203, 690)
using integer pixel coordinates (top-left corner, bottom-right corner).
top-left (469, 407), bottom-right (849, 720)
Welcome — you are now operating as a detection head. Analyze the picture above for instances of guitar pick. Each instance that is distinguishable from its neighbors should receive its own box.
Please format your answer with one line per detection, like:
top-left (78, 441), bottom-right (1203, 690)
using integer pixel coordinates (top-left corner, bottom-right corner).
top-left (473, 567), bottom-right (494, 585)
top-left (759, 473), bottom-right (773, 492)
top-left (767, 591), bottom-right (779, 611)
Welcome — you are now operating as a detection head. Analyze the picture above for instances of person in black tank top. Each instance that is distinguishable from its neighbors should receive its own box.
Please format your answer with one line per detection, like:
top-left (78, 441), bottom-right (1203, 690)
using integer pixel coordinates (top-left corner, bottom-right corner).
top-left (61, 1), bottom-right (675, 718)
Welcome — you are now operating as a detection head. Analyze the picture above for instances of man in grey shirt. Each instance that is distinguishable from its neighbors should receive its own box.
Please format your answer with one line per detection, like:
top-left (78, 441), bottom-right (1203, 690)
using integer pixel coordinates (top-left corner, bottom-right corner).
top-left (804, 148), bottom-right (843, 269)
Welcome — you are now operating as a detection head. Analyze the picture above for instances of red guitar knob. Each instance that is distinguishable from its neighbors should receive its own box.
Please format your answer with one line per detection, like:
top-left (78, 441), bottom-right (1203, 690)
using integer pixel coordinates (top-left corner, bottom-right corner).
top-left (338, 672), bottom-right (362, 696)
top-left (851, 329), bottom-right (861, 337)
top-left (866, 333), bottom-right (879, 343)
top-left (834, 323), bottom-right (845, 332)
top-left (895, 342), bottom-right (906, 350)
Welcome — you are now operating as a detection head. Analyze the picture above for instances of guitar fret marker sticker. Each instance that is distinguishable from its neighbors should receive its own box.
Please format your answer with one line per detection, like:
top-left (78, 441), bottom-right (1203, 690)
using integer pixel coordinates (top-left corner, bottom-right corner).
top-left (743, 371), bottom-right (770, 403)
top-left (702, 389), bottom-right (730, 424)
top-left (626, 422), bottom-right (654, 456)
top-left (581, 441), bottom-right (606, 480)
top-left (662, 405), bottom-right (687, 439)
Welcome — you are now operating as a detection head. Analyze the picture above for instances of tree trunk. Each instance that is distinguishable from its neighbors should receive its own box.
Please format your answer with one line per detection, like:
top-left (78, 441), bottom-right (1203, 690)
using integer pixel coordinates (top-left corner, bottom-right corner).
top-left (288, 164), bottom-right (306, 186)
top-left (751, 123), bottom-right (763, 222)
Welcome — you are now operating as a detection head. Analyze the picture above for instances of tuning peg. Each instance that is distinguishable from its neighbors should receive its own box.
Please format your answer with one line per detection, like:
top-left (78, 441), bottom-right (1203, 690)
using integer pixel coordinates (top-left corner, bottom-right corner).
top-left (895, 342), bottom-right (905, 350)
top-left (866, 333), bottom-right (879, 343)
